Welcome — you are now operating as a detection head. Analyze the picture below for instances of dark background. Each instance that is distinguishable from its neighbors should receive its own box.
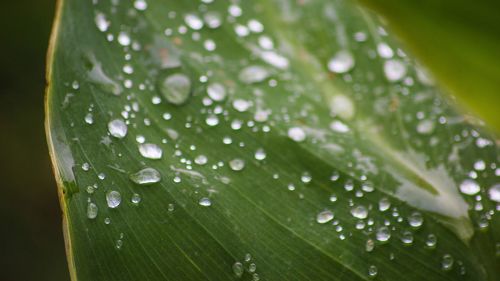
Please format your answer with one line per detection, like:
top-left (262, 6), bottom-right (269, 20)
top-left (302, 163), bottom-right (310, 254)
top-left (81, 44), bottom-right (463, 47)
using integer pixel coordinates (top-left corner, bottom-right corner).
top-left (0, 1), bottom-right (69, 280)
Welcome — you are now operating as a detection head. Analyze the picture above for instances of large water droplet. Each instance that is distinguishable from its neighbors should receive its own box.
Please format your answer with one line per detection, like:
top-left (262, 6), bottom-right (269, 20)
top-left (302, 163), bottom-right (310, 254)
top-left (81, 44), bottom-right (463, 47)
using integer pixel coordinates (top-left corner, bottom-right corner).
top-left (408, 212), bottom-right (424, 228)
top-left (139, 143), bottom-right (163, 159)
top-left (459, 179), bottom-right (480, 195)
top-left (108, 119), bottom-right (127, 138)
top-left (327, 50), bottom-right (355, 74)
top-left (316, 210), bottom-right (334, 224)
top-left (130, 167), bottom-right (161, 185)
top-left (106, 190), bottom-right (122, 208)
top-left (159, 73), bottom-right (191, 105)
top-left (488, 184), bottom-right (500, 202)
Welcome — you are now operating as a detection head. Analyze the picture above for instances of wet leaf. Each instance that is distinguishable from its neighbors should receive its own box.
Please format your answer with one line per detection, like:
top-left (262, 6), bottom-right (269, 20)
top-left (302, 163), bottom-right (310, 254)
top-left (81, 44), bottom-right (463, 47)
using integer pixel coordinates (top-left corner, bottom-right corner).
top-left (46, 0), bottom-right (499, 280)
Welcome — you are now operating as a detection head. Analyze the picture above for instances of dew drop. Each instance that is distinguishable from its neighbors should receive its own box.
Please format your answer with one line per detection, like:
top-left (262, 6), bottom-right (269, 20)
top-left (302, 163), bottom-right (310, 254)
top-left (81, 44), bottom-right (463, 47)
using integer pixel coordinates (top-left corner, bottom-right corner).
top-left (376, 226), bottom-right (391, 242)
top-left (401, 231), bottom-right (414, 245)
top-left (233, 99), bottom-right (251, 112)
top-left (488, 184), bottom-right (500, 202)
top-left (351, 205), bottom-right (368, 219)
top-left (441, 254), bottom-right (454, 271)
top-left (87, 202), bottom-right (98, 219)
top-left (459, 179), bottom-right (480, 195)
top-left (384, 59), bottom-right (406, 81)
top-left (229, 159), bottom-right (245, 171)
top-left (184, 14), bottom-right (204, 30)
top-left (134, 0), bottom-right (147, 11)
top-left (426, 234), bottom-right (437, 248)
top-left (232, 262), bottom-right (244, 278)
top-left (255, 148), bottom-right (266, 161)
top-left (199, 197), bottom-right (212, 207)
top-left (131, 193), bottom-right (141, 205)
top-left (159, 73), bottom-right (191, 105)
top-left (288, 127), bottom-right (306, 142)
top-left (238, 65), bottom-right (269, 84)
top-left (106, 190), bottom-right (122, 209)
top-left (117, 32), bottom-right (131, 46)
top-left (138, 143), bottom-right (163, 160)
top-left (207, 82), bottom-right (226, 101)
top-left (95, 13), bottom-right (110, 32)
top-left (408, 212), bottom-right (424, 228)
top-left (330, 120), bottom-right (350, 133)
top-left (316, 210), bottom-right (334, 224)
top-left (368, 265), bottom-right (378, 278)
top-left (195, 155), bottom-right (208, 165)
top-left (417, 119), bottom-right (435, 135)
top-left (327, 50), bottom-right (355, 74)
top-left (130, 167), bottom-right (161, 185)
top-left (108, 119), bottom-right (127, 138)
top-left (204, 12), bottom-right (222, 29)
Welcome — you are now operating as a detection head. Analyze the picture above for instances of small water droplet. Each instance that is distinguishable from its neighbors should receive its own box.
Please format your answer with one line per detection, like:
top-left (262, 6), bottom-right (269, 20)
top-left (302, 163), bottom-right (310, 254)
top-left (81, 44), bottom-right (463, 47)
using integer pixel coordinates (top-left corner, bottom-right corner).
top-left (400, 231), bottom-right (414, 245)
top-left (368, 265), bottom-right (378, 278)
top-left (255, 148), bottom-right (266, 161)
top-left (377, 42), bottom-right (393, 58)
top-left (330, 120), bottom-right (350, 133)
top-left (233, 99), bottom-right (251, 112)
top-left (195, 155), bottom-right (208, 165)
top-left (199, 197), bottom-right (212, 207)
top-left (327, 50), bottom-right (355, 74)
top-left (134, 0), bottom-right (147, 11)
top-left (184, 14), bottom-right (204, 30)
top-left (87, 202), bottom-right (98, 219)
top-left (131, 193), bottom-right (141, 205)
top-left (232, 262), bottom-right (244, 278)
top-left (376, 226), bottom-right (391, 242)
top-left (426, 234), bottom-right (437, 248)
top-left (106, 190), bottom-right (122, 208)
top-left (441, 254), bottom-right (454, 271)
top-left (488, 184), bottom-right (500, 202)
top-left (379, 198), bottom-right (391, 211)
top-left (229, 159), bottom-right (245, 171)
top-left (417, 119), bottom-right (435, 135)
top-left (117, 32), bottom-right (131, 46)
top-left (316, 210), bottom-right (334, 224)
top-left (459, 179), bottom-right (480, 195)
top-left (408, 212), bottom-right (424, 228)
top-left (95, 12), bottom-right (110, 32)
top-left (139, 143), bottom-right (163, 159)
top-left (130, 167), bottom-right (161, 185)
top-left (108, 119), bottom-right (127, 138)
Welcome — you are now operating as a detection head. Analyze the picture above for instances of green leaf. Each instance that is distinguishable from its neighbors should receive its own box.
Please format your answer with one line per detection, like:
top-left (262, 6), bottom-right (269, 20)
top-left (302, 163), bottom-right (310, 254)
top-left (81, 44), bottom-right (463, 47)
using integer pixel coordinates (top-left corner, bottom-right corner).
top-left (357, 0), bottom-right (500, 133)
top-left (46, 0), bottom-right (499, 280)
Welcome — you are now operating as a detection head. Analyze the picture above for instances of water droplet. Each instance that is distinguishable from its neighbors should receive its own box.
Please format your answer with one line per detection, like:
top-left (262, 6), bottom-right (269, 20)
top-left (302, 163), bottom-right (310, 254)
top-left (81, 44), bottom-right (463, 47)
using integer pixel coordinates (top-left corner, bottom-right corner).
top-left (87, 202), bottom-right (98, 219)
top-left (473, 160), bottom-right (486, 171)
top-left (426, 234), bottom-right (437, 248)
top-left (195, 155), bottom-right (208, 165)
top-left (417, 119), bottom-right (435, 135)
top-left (139, 143), bottom-right (163, 159)
top-left (239, 65), bottom-right (269, 84)
top-left (488, 184), bottom-right (500, 202)
top-left (255, 148), bottom-right (266, 161)
top-left (377, 42), bottom-right (393, 58)
top-left (368, 265), bottom-right (378, 278)
top-left (206, 115), bottom-right (219, 126)
top-left (351, 205), bottom-right (368, 219)
top-left (248, 19), bottom-right (264, 33)
top-left (327, 50), bottom-right (355, 73)
top-left (232, 262), bottom-right (244, 278)
top-left (378, 197), bottom-right (391, 211)
top-left (131, 193), bottom-right (141, 205)
top-left (108, 119), bottom-right (127, 138)
top-left (199, 197), bottom-right (212, 207)
top-left (204, 12), bottom-right (222, 29)
top-left (401, 231), bottom-right (414, 245)
top-left (117, 32), bottom-right (131, 46)
top-left (316, 210), bottom-right (334, 224)
top-left (408, 212), bottom-right (424, 228)
top-left (184, 14), bottom-right (204, 30)
top-left (106, 190), bottom-right (122, 208)
top-left (376, 226), bottom-right (391, 242)
top-left (441, 254), bottom-right (454, 271)
top-left (159, 73), bottom-right (191, 105)
top-left (330, 120), bottom-right (350, 133)
top-left (384, 59), bottom-right (406, 81)
top-left (94, 12), bottom-right (110, 32)
top-left (229, 159), bottom-right (245, 171)
top-left (365, 239), bottom-right (375, 252)
top-left (233, 99), bottom-right (251, 112)
top-left (130, 167), bottom-right (161, 185)
top-left (134, 0), bottom-right (147, 11)
top-left (84, 113), bottom-right (94, 124)
top-left (207, 82), bottom-right (226, 101)
top-left (288, 127), bottom-right (306, 142)
top-left (459, 179), bottom-right (480, 195)
top-left (301, 172), bottom-right (312, 183)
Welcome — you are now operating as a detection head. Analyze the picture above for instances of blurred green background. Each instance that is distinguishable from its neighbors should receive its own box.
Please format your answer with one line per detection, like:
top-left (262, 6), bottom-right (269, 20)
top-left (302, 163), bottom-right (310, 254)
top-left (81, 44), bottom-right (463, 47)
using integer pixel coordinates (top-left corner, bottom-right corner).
top-left (0, 1), bottom-right (69, 280)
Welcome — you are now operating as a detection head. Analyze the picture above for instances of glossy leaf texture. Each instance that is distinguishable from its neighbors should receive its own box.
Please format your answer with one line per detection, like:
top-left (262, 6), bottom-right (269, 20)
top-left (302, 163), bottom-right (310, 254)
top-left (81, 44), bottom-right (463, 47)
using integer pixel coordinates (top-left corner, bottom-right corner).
top-left (357, 0), bottom-right (500, 132)
top-left (46, 0), bottom-right (499, 280)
